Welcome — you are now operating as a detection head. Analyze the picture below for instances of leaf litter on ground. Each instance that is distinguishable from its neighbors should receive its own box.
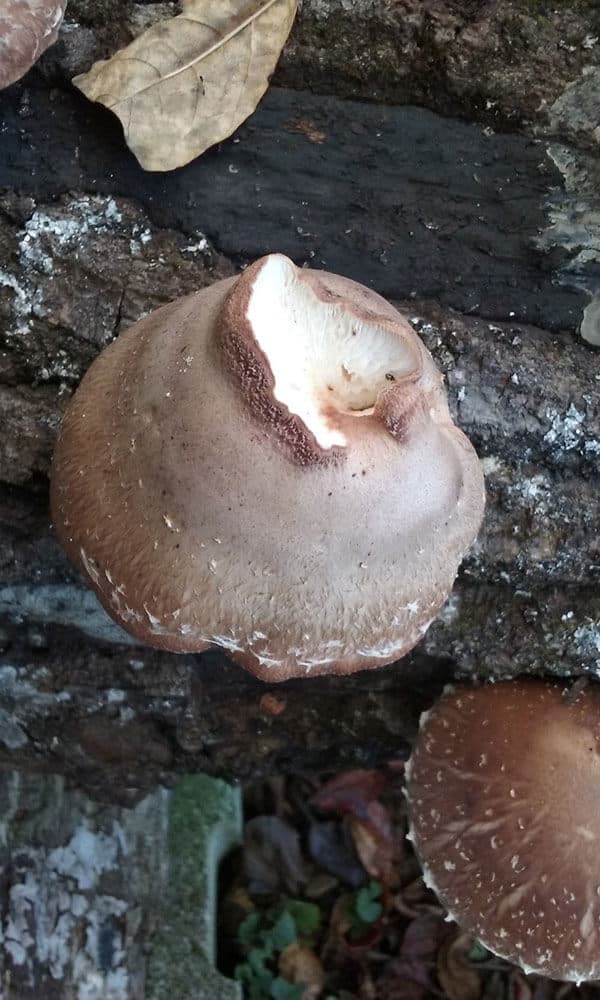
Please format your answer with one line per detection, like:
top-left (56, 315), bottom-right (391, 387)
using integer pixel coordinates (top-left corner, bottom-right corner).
top-left (220, 766), bottom-right (600, 1000)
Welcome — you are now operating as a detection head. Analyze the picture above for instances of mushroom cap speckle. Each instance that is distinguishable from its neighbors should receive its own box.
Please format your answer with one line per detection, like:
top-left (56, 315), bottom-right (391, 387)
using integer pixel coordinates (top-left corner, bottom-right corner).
top-left (406, 680), bottom-right (600, 982)
top-left (0, 0), bottom-right (66, 90)
top-left (50, 254), bottom-right (484, 680)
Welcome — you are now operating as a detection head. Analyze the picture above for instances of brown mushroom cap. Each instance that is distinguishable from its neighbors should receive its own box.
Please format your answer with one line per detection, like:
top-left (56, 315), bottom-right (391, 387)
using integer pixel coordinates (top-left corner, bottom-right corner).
top-left (50, 254), bottom-right (485, 681)
top-left (0, 1), bottom-right (66, 90)
top-left (406, 680), bottom-right (600, 982)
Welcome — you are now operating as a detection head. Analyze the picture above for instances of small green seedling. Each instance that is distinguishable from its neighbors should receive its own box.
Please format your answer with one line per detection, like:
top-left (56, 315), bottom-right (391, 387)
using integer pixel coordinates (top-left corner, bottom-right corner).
top-left (235, 899), bottom-right (321, 1000)
top-left (347, 880), bottom-right (383, 941)
top-left (468, 941), bottom-right (492, 963)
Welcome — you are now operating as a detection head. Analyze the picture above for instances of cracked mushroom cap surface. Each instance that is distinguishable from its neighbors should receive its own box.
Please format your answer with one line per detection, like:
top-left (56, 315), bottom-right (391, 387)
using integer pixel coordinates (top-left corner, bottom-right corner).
top-left (406, 680), bottom-right (600, 982)
top-left (50, 254), bottom-right (485, 681)
top-left (0, 0), bottom-right (66, 90)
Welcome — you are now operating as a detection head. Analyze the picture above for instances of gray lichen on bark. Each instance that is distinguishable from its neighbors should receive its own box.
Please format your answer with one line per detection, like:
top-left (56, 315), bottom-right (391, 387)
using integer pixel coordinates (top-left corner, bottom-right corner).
top-left (0, 769), bottom-right (241, 999)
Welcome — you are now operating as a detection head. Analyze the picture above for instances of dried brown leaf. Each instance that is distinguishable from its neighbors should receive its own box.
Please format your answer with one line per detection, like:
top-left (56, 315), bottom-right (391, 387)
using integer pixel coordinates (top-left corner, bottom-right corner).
top-left (436, 930), bottom-right (481, 1000)
top-left (73, 0), bottom-right (297, 171)
top-left (311, 769), bottom-right (387, 819)
top-left (349, 801), bottom-right (395, 884)
top-left (279, 941), bottom-right (325, 999)
top-left (0, 0), bottom-right (65, 89)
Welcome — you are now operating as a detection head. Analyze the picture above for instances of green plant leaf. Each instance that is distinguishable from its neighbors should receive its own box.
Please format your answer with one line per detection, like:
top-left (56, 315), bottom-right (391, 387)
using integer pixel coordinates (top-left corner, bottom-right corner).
top-left (270, 909), bottom-right (298, 951)
top-left (238, 911), bottom-right (262, 948)
top-left (354, 880), bottom-right (382, 924)
top-left (234, 961), bottom-right (252, 983)
top-left (235, 960), bottom-right (271, 998)
top-left (468, 940), bottom-right (491, 962)
top-left (286, 900), bottom-right (321, 938)
top-left (248, 946), bottom-right (273, 975)
top-left (270, 977), bottom-right (304, 1000)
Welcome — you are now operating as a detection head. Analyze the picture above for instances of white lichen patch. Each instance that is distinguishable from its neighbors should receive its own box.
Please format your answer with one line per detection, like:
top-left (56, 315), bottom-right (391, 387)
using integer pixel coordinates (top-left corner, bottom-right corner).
top-left (181, 232), bottom-right (210, 255)
top-left (544, 404), bottom-right (585, 450)
top-left (543, 404), bottom-right (599, 463)
top-left (0, 773), bottom-right (172, 999)
top-left (3, 823), bottom-right (128, 989)
top-left (19, 197), bottom-right (124, 273)
top-left (480, 455), bottom-right (507, 477)
top-left (1, 196), bottom-right (124, 345)
top-left (540, 142), bottom-right (600, 338)
top-left (542, 146), bottom-right (600, 272)
top-left (509, 473), bottom-right (552, 515)
top-left (0, 268), bottom-right (44, 335)
top-left (580, 297), bottom-right (600, 346)
top-left (575, 622), bottom-right (600, 673)
top-left (306, 0), bottom-right (379, 19)
top-left (0, 707), bottom-right (28, 750)
top-left (127, 2), bottom-right (178, 36)
top-left (0, 665), bottom-right (82, 749)
top-left (437, 592), bottom-right (461, 625)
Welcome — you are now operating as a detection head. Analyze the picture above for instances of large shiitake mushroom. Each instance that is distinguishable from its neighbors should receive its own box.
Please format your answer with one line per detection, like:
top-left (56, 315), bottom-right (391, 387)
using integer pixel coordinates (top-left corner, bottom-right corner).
top-left (51, 254), bottom-right (485, 680)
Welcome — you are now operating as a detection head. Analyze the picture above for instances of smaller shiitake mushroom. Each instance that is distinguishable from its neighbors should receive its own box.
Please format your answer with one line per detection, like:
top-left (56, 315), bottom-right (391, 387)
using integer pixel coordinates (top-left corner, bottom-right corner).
top-left (405, 680), bottom-right (600, 982)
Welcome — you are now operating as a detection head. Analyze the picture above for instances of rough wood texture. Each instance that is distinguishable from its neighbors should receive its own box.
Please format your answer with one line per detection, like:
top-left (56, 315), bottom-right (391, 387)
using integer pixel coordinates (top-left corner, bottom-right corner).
top-left (0, 768), bottom-right (242, 998)
top-left (44, 1), bottom-right (600, 139)
top-left (0, 0), bottom-right (598, 801)
top-left (0, 83), bottom-right (590, 329)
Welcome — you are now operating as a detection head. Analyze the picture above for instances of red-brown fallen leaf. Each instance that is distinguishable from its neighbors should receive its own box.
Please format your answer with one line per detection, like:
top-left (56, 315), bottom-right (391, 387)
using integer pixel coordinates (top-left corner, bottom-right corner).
top-left (349, 801), bottom-right (395, 884)
top-left (510, 971), bottom-right (533, 1000)
top-left (376, 913), bottom-right (447, 999)
top-left (324, 892), bottom-right (382, 955)
top-left (0, 0), bottom-right (66, 89)
top-left (259, 692), bottom-right (287, 716)
top-left (311, 769), bottom-right (387, 819)
top-left (436, 930), bottom-right (481, 1000)
top-left (386, 758), bottom-right (407, 773)
top-left (326, 891), bottom-right (354, 943)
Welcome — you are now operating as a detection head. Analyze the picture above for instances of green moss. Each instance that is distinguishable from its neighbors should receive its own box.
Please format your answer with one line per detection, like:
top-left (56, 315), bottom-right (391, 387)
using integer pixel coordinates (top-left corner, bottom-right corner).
top-left (146, 775), bottom-right (242, 1000)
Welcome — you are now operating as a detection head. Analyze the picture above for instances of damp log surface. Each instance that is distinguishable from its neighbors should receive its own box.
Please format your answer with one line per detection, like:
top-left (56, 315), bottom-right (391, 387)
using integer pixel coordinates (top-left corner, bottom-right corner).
top-left (0, 0), bottom-right (598, 800)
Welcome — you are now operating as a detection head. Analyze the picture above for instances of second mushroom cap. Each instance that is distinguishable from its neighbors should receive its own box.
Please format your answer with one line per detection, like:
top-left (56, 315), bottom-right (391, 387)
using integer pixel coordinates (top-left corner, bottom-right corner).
top-left (406, 680), bottom-right (600, 982)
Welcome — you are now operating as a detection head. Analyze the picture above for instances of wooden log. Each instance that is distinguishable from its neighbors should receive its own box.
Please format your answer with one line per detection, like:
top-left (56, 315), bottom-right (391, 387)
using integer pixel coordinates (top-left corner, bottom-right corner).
top-left (0, 20), bottom-right (598, 797)
top-left (0, 82), bottom-right (590, 330)
top-left (0, 767), bottom-right (243, 998)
